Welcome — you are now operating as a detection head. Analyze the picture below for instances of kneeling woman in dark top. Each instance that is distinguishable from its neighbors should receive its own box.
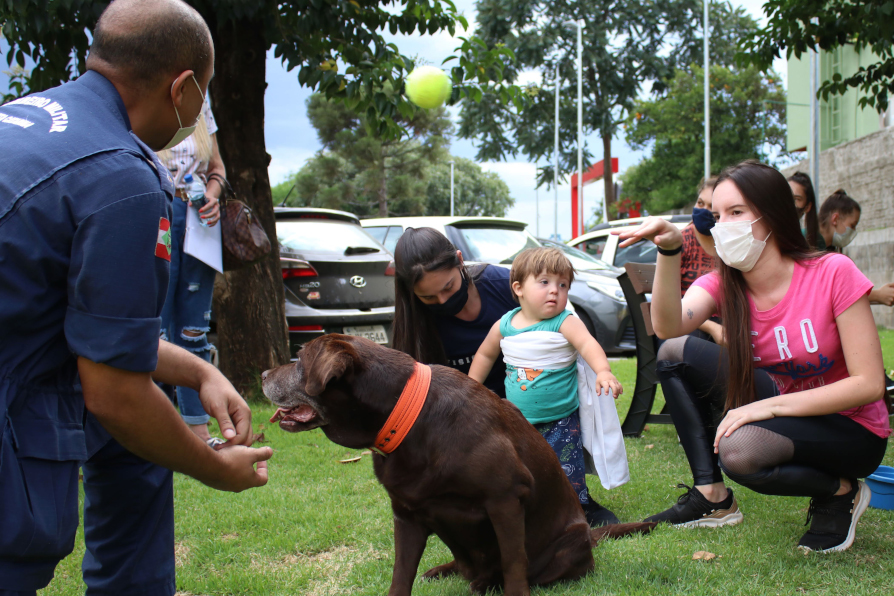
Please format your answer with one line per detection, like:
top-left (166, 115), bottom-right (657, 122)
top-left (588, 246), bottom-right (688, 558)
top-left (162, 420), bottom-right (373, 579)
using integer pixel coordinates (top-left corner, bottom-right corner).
top-left (391, 227), bottom-right (619, 526)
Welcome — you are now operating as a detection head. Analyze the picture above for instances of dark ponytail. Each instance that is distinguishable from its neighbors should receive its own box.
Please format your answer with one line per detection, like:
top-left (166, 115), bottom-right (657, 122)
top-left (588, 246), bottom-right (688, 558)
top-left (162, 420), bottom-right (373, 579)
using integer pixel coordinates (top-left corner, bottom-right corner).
top-left (818, 189), bottom-right (861, 228)
top-left (392, 227), bottom-right (474, 364)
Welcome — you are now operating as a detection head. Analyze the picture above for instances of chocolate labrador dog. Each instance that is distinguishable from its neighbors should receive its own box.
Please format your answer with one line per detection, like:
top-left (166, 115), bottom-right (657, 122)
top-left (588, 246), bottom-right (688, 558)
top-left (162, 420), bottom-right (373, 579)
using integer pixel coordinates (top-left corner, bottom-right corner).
top-left (263, 334), bottom-right (652, 596)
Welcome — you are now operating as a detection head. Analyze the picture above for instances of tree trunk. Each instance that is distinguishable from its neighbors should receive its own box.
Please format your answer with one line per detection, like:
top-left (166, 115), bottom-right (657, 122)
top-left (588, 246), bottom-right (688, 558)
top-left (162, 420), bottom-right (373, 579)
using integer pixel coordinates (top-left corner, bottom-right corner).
top-left (208, 16), bottom-right (290, 395)
top-left (602, 131), bottom-right (614, 217)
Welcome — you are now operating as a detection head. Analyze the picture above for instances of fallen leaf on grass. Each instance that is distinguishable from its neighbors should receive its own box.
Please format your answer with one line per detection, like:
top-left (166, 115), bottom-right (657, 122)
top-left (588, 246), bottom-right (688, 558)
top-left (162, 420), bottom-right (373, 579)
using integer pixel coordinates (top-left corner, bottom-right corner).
top-left (692, 551), bottom-right (717, 561)
top-left (252, 432), bottom-right (266, 443)
top-left (339, 449), bottom-right (374, 463)
top-left (645, 444), bottom-right (654, 449)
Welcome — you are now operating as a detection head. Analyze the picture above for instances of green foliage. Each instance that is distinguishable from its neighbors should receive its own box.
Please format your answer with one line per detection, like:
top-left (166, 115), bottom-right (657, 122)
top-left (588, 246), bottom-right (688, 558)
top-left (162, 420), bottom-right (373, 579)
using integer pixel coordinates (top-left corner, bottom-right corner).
top-left (425, 157), bottom-right (514, 217)
top-left (0, 65), bottom-right (28, 104)
top-left (277, 95), bottom-right (513, 218)
top-left (271, 176), bottom-right (299, 206)
top-left (740, 0), bottom-right (894, 112)
top-left (672, 1), bottom-right (762, 74)
top-left (622, 64), bottom-right (786, 214)
top-left (0, 0), bottom-right (101, 102)
top-left (283, 93), bottom-right (451, 217)
top-left (0, 0), bottom-right (526, 139)
top-left (457, 0), bottom-right (708, 192)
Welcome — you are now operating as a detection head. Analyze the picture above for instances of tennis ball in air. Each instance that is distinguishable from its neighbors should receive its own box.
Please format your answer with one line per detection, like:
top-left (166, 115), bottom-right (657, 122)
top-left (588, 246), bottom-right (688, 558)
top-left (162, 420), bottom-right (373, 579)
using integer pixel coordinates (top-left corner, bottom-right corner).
top-left (405, 66), bottom-right (452, 109)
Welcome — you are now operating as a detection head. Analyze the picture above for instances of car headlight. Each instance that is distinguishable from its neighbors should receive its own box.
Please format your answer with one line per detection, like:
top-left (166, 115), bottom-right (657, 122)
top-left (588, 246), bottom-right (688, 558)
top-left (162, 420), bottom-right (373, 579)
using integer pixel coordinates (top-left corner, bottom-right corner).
top-left (586, 278), bottom-right (626, 303)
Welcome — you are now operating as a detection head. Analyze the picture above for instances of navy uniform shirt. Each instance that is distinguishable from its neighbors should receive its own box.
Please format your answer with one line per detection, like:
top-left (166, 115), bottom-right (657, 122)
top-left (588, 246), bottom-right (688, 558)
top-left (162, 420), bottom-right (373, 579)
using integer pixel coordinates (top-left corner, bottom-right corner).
top-left (434, 264), bottom-right (517, 398)
top-left (0, 71), bottom-right (174, 576)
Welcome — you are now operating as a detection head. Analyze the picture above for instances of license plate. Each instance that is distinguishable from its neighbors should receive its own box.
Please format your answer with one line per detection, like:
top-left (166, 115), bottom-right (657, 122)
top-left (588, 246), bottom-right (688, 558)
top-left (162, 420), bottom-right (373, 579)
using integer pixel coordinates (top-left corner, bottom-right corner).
top-left (343, 325), bottom-right (388, 344)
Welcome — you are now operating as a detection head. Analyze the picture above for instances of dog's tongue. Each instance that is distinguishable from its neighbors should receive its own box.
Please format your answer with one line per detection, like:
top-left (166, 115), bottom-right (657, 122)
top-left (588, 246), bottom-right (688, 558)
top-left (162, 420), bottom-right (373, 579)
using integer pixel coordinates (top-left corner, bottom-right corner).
top-left (270, 405), bottom-right (316, 424)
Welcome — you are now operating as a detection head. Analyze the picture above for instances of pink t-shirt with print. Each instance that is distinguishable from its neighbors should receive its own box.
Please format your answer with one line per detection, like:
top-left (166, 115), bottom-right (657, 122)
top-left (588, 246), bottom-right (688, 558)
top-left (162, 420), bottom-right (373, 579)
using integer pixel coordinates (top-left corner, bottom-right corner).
top-left (693, 253), bottom-right (891, 438)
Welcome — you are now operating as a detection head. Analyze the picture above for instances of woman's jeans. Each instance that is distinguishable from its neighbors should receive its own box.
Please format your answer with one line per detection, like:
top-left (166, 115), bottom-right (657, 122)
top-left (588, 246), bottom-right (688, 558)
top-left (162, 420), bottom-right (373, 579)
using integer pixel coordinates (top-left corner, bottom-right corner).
top-left (160, 197), bottom-right (217, 426)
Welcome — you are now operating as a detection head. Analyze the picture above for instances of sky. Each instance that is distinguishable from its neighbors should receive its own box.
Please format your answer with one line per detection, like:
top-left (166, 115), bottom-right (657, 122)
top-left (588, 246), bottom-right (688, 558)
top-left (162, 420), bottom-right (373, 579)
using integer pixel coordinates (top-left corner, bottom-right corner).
top-left (263, 0), bottom-right (784, 241)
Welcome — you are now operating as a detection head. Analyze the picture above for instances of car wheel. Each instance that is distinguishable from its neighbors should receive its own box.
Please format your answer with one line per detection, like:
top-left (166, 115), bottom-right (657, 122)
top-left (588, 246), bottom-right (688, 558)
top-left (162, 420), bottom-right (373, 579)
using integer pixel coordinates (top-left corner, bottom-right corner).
top-left (575, 307), bottom-right (603, 344)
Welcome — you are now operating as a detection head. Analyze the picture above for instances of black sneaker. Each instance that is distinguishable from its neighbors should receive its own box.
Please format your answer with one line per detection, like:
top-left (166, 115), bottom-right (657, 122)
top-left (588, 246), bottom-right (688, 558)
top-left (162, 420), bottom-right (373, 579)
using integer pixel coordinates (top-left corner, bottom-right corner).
top-left (644, 484), bottom-right (743, 528)
top-left (798, 480), bottom-right (871, 553)
top-left (582, 499), bottom-right (620, 527)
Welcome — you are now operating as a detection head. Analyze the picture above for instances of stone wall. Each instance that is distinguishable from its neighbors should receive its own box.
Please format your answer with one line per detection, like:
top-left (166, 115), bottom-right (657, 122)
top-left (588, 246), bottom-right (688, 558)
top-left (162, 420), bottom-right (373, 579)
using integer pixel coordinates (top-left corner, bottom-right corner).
top-left (782, 126), bottom-right (894, 328)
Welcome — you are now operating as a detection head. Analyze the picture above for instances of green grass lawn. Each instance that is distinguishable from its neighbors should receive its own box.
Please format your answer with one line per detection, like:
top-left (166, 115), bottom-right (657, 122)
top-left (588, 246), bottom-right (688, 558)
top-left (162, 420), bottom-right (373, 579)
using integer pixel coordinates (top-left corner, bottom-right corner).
top-left (39, 332), bottom-right (894, 595)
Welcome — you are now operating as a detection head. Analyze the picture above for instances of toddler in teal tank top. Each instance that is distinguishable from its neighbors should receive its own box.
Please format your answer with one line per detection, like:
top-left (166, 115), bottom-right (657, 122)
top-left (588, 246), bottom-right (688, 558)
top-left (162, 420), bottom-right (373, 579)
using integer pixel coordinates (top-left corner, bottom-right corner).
top-left (469, 248), bottom-right (623, 527)
top-left (497, 307), bottom-right (579, 423)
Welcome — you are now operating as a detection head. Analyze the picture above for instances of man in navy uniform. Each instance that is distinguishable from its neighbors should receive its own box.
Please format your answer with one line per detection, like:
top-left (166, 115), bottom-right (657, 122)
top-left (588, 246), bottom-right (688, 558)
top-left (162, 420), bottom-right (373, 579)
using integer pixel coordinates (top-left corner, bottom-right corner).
top-left (0, 1), bottom-right (273, 595)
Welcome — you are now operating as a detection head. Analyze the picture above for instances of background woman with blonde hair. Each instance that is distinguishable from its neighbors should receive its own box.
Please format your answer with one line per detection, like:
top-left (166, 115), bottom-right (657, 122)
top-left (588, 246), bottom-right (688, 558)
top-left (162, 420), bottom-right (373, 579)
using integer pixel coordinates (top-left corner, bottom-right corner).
top-left (155, 95), bottom-right (226, 447)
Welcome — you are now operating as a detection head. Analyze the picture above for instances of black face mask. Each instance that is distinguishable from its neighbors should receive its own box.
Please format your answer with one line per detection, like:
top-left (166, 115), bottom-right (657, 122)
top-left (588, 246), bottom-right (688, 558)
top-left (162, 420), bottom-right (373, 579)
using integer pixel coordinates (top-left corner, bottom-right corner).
top-left (691, 207), bottom-right (716, 236)
top-left (424, 268), bottom-right (469, 317)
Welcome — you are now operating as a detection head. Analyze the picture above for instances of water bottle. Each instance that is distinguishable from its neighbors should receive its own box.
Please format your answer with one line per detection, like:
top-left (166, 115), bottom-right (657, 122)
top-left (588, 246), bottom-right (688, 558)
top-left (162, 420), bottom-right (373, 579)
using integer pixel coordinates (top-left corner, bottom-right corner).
top-left (184, 173), bottom-right (209, 227)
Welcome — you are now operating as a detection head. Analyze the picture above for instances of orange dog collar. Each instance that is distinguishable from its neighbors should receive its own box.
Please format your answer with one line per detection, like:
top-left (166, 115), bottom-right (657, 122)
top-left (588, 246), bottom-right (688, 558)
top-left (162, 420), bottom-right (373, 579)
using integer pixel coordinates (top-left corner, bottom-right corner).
top-left (372, 362), bottom-right (431, 456)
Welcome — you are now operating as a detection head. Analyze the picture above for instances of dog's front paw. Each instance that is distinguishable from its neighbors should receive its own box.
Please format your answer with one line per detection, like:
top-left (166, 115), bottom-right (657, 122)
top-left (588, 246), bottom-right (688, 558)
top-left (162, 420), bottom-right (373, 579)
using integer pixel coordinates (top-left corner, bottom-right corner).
top-left (421, 560), bottom-right (457, 581)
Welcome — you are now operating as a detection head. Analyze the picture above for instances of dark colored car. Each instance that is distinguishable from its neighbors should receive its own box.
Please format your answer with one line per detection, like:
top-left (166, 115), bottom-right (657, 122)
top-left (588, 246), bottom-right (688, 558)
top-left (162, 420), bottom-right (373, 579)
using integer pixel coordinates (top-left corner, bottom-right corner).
top-left (276, 207), bottom-right (394, 356)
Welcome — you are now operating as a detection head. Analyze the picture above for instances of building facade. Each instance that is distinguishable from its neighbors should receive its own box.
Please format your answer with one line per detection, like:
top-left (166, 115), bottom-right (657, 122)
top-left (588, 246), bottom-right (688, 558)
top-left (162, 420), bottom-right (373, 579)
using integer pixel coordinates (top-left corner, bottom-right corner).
top-left (786, 48), bottom-right (894, 329)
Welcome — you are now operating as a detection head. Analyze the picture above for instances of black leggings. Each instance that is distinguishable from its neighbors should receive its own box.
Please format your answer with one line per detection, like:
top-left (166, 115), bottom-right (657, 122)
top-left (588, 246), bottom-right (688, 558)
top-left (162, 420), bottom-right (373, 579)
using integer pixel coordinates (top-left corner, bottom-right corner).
top-left (658, 336), bottom-right (887, 498)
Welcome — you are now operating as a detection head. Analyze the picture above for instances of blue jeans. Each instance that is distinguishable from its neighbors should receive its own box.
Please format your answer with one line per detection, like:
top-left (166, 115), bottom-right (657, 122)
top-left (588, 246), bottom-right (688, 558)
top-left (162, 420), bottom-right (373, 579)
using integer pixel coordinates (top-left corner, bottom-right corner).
top-left (160, 197), bottom-right (217, 425)
top-left (534, 410), bottom-right (590, 505)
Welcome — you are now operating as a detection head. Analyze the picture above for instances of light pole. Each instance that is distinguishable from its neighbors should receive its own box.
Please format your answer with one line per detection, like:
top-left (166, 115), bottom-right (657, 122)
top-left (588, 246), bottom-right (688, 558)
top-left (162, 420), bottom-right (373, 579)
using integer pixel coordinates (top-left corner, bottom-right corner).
top-left (554, 62), bottom-right (560, 242)
top-left (535, 184), bottom-right (539, 237)
top-left (809, 48), bottom-right (820, 193)
top-left (449, 160), bottom-right (455, 216)
top-left (564, 19), bottom-right (585, 237)
top-left (704, 0), bottom-right (710, 180)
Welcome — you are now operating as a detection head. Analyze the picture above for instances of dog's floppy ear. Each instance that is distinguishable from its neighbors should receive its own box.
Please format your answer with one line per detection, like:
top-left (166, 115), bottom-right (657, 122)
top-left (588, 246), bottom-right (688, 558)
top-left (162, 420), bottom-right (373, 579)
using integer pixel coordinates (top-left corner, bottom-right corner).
top-left (303, 337), bottom-right (358, 396)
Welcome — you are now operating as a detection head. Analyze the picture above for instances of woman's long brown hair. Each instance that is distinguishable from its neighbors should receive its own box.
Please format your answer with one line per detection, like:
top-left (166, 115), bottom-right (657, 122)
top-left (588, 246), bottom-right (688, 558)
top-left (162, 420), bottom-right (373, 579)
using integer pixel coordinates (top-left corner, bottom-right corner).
top-left (392, 227), bottom-right (475, 365)
top-left (787, 171), bottom-right (820, 249)
top-left (716, 161), bottom-right (822, 411)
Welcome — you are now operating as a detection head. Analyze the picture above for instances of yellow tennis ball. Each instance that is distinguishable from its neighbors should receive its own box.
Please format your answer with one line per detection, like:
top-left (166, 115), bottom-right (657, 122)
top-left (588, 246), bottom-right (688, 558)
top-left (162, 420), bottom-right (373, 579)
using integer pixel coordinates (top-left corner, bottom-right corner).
top-left (405, 66), bottom-right (452, 109)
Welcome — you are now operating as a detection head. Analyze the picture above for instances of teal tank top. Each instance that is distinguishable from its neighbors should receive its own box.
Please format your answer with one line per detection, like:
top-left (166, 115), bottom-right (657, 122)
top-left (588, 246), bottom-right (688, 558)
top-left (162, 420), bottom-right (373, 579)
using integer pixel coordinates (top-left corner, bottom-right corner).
top-left (499, 308), bottom-right (579, 424)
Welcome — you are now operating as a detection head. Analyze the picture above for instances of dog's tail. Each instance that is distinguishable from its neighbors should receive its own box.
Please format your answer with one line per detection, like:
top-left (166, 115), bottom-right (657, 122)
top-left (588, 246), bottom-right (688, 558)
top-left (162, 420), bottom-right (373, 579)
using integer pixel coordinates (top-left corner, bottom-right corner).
top-left (590, 522), bottom-right (657, 546)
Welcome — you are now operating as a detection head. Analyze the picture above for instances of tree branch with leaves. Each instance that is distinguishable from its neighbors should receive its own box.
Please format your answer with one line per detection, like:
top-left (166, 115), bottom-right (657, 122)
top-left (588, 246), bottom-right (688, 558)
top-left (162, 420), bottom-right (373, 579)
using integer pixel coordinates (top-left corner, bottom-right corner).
top-left (739, 0), bottom-right (894, 112)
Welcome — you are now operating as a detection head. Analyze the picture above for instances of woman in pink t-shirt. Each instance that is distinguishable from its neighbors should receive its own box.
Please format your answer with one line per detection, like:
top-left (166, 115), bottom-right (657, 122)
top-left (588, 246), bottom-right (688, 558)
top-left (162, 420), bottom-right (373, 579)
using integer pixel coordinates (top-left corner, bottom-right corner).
top-left (618, 160), bottom-right (889, 553)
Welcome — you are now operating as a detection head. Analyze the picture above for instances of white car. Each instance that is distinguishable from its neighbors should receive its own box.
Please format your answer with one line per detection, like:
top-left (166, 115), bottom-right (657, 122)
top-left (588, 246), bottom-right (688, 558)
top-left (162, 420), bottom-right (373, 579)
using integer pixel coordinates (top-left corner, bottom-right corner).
top-left (568, 215), bottom-right (692, 268)
top-left (361, 216), bottom-right (635, 354)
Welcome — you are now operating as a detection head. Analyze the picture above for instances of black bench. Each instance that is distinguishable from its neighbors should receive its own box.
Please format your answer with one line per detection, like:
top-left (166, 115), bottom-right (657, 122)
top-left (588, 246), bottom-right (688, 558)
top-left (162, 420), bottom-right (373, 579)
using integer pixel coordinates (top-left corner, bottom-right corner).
top-left (616, 262), bottom-right (673, 436)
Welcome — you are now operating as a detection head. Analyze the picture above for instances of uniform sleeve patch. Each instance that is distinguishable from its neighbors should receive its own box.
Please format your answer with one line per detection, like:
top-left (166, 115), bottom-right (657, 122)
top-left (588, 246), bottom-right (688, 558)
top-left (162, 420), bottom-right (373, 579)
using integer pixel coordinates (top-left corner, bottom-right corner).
top-left (156, 217), bottom-right (172, 261)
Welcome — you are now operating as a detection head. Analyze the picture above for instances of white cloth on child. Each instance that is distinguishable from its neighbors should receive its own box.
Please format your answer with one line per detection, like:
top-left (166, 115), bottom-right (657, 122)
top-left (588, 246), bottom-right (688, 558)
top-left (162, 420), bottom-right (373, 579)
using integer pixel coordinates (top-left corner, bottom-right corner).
top-left (500, 330), bottom-right (630, 490)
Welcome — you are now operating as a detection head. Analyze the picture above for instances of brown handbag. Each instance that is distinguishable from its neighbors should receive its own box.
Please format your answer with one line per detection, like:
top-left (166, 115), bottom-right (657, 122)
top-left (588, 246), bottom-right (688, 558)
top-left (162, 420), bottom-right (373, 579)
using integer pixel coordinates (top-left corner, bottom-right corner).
top-left (208, 173), bottom-right (272, 271)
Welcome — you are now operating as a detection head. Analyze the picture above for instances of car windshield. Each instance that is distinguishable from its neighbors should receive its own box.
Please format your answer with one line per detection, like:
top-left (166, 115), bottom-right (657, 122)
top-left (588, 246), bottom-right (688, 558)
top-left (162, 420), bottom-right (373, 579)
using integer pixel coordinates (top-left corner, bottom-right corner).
top-left (277, 220), bottom-right (381, 253)
top-left (544, 241), bottom-right (611, 271)
top-left (453, 226), bottom-right (540, 264)
top-left (614, 238), bottom-right (657, 266)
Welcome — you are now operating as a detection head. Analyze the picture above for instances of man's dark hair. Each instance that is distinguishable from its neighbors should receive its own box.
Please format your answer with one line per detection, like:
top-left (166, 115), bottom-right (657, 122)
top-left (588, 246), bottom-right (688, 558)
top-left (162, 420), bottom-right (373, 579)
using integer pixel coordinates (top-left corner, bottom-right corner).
top-left (88, 0), bottom-right (212, 89)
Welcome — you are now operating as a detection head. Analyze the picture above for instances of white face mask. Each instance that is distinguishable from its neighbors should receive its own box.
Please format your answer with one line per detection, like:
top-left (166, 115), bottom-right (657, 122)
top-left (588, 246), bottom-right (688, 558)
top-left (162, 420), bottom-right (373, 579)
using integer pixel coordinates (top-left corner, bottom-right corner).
top-left (832, 225), bottom-right (858, 248)
top-left (160, 75), bottom-right (205, 151)
top-left (710, 217), bottom-right (772, 272)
